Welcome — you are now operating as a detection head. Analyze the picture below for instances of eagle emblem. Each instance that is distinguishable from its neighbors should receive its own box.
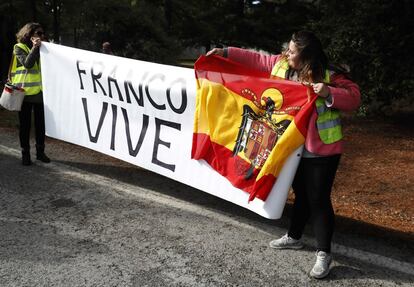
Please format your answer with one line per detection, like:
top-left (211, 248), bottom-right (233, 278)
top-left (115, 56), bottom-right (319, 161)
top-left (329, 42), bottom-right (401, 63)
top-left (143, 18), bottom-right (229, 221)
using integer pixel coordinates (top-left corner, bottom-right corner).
top-left (233, 88), bottom-right (291, 179)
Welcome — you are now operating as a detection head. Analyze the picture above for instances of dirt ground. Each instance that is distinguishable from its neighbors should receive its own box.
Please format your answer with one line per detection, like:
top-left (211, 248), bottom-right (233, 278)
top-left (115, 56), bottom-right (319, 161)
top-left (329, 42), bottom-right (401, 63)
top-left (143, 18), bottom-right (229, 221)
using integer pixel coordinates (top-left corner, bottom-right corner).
top-left (1, 109), bottom-right (413, 237)
top-left (336, 115), bottom-right (413, 234)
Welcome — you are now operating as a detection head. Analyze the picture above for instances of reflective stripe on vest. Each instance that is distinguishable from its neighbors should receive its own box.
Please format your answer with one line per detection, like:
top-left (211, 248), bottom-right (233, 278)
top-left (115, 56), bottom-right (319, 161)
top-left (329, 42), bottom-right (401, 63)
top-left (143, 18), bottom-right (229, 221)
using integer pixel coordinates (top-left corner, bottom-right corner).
top-left (271, 58), bottom-right (343, 144)
top-left (11, 43), bottom-right (42, 96)
top-left (315, 98), bottom-right (343, 143)
top-left (11, 69), bottom-right (39, 76)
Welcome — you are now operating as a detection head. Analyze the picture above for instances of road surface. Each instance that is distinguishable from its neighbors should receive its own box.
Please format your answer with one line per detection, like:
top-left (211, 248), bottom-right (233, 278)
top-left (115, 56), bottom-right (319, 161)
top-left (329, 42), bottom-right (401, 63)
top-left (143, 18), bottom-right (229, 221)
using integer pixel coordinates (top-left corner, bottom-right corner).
top-left (0, 128), bottom-right (413, 286)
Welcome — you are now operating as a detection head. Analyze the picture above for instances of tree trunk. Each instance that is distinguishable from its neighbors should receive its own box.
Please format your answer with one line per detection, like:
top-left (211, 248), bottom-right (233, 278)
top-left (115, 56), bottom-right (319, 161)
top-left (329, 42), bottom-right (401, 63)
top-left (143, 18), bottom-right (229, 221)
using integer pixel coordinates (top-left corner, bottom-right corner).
top-left (30, 0), bottom-right (37, 21)
top-left (73, 27), bottom-right (78, 47)
top-left (164, 0), bottom-right (172, 29)
top-left (53, 0), bottom-right (60, 43)
top-left (237, 0), bottom-right (245, 17)
top-left (1, 1), bottom-right (16, 81)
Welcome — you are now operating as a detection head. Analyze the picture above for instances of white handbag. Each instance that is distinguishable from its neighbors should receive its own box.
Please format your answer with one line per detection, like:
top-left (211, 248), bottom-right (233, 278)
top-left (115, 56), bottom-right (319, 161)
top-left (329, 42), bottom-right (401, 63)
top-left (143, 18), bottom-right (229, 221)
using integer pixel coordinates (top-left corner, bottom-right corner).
top-left (0, 82), bottom-right (25, 111)
top-left (0, 54), bottom-right (26, 111)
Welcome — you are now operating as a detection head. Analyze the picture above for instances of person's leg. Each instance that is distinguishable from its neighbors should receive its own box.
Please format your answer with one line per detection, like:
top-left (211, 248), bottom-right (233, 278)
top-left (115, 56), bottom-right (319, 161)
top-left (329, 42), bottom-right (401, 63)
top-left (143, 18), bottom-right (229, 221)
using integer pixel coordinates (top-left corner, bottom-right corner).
top-left (305, 155), bottom-right (340, 279)
top-left (33, 102), bottom-right (50, 163)
top-left (18, 101), bottom-right (33, 165)
top-left (287, 158), bottom-right (311, 240)
top-left (269, 159), bottom-right (309, 249)
top-left (305, 155), bottom-right (340, 253)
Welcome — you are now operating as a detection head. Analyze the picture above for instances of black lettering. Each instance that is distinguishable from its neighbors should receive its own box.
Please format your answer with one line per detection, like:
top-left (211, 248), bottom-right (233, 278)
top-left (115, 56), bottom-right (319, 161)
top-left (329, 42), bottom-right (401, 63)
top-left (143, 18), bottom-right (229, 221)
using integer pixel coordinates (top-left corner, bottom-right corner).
top-left (167, 78), bottom-right (187, 114)
top-left (124, 81), bottom-right (143, 106)
top-left (108, 75), bottom-right (123, 100)
top-left (76, 60), bottom-right (87, 90)
top-left (82, 98), bottom-right (108, 143)
top-left (110, 104), bottom-right (117, 150)
top-left (137, 72), bottom-right (148, 106)
top-left (152, 117), bottom-right (181, 172)
top-left (121, 108), bottom-right (149, 156)
top-left (91, 63), bottom-right (107, 95)
top-left (107, 67), bottom-right (123, 101)
top-left (145, 74), bottom-right (166, 110)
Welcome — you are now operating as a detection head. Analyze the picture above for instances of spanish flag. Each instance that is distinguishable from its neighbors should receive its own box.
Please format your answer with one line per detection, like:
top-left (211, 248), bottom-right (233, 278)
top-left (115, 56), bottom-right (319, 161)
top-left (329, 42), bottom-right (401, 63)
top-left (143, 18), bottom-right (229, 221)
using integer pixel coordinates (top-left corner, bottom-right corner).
top-left (192, 55), bottom-right (317, 202)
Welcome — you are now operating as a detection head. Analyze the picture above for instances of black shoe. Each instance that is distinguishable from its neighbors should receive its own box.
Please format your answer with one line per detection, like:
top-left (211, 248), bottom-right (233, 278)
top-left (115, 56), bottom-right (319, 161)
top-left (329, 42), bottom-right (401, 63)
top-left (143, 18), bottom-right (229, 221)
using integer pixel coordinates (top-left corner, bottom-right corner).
top-left (36, 153), bottom-right (51, 163)
top-left (22, 151), bottom-right (32, 166)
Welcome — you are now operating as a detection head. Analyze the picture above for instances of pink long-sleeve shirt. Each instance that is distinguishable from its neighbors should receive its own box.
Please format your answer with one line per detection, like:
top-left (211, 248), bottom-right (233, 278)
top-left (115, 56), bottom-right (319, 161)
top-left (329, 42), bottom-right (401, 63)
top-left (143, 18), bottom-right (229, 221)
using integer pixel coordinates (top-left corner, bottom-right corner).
top-left (226, 47), bottom-right (361, 156)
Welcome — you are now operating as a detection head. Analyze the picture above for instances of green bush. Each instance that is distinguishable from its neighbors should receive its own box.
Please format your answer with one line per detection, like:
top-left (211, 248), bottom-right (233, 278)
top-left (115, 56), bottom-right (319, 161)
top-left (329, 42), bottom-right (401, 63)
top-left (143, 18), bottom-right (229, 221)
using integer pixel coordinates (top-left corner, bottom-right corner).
top-left (308, 0), bottom-right (414, 115)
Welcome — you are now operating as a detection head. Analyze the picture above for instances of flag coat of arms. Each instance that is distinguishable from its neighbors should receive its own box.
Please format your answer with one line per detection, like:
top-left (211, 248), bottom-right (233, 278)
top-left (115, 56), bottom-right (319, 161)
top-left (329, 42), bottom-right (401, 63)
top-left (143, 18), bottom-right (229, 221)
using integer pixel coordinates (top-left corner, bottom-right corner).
top-left (192, 55), bottom-right (317, 202)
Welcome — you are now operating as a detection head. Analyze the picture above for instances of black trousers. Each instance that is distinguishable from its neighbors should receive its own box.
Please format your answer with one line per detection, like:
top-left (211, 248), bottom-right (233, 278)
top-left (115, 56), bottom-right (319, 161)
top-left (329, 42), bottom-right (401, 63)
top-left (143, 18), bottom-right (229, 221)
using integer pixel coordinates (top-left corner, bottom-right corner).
top-left (288, 154), bottom-right (341, 253)
top-left (18, 100), bottom-right (46, 151)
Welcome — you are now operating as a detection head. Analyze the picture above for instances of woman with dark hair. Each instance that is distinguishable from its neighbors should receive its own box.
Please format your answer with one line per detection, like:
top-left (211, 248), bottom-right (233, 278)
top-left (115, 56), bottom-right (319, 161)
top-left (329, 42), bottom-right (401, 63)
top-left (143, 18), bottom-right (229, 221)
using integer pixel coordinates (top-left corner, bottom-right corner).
top-left (11, 22), bottom-right (50, 165)
top-left (207, 31), bottom-right (360, 279)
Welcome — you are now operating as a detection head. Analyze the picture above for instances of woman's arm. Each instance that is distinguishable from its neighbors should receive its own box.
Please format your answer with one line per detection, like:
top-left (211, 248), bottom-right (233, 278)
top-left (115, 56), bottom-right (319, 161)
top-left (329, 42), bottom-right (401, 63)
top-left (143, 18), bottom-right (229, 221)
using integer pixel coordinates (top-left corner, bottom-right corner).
top-left (226, 47), bottom-right (280, 75)
top-left (14, 45), bottom-right (40, 69)
top-left (206, 47), bottom-right (281, 75)
top-left (326, 73), bottom-right (361, 112)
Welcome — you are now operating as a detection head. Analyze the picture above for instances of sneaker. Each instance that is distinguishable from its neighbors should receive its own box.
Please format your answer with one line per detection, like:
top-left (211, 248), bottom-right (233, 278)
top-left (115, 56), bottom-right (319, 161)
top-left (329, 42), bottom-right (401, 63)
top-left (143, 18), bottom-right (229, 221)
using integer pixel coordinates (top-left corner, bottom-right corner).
top-left (310, 251), bottom-right (332, 279)
top-left (269, 234), bottom-right (304, 249)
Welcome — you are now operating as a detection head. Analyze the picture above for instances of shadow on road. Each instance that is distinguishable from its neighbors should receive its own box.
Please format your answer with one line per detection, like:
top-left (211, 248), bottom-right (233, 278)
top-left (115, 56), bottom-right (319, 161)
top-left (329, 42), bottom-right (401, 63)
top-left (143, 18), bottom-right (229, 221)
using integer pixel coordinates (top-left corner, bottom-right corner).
top-left (57, 159), bottom-right (414, 262)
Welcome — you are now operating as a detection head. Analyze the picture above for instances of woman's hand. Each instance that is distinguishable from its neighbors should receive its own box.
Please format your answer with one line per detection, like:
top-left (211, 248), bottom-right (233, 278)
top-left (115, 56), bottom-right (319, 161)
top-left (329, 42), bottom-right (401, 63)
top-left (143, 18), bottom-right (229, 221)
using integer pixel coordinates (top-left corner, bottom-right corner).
top-left (311, 83), bottom-right (330, 98)
top-left (206, 48), bottom-right (224, 57)
top-left (31, 37), bottom-right (42, 48)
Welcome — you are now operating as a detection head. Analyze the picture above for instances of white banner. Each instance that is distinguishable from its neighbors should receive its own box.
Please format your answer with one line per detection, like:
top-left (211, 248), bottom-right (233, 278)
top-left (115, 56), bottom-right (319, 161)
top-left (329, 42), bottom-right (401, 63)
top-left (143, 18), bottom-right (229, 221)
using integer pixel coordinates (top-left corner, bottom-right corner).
top-left (40, 42), bottom-right (301, 219)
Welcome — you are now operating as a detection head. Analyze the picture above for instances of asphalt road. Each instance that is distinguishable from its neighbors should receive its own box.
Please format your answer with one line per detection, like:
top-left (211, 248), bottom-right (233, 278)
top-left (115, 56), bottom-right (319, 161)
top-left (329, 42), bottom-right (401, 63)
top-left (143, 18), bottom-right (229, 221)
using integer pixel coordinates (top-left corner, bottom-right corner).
top-left (0, 128), bottom-right (413, 286)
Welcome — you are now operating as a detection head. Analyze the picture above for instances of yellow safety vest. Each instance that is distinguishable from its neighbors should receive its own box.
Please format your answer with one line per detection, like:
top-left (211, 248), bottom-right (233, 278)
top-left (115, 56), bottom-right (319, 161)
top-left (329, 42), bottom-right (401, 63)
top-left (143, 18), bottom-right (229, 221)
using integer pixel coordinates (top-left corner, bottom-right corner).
top-left (10, 43), bottom-right (42, 96)
top-left (271, 58), bottom-right (343, 144)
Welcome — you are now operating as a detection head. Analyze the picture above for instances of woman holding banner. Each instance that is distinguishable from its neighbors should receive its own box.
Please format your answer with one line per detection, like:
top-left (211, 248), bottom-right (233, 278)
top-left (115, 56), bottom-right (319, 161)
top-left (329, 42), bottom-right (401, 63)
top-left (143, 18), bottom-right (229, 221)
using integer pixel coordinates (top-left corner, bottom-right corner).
top-left (12, 23), bottom-right (50, 165)
top-left (207, 31), bottom-right (360, 279)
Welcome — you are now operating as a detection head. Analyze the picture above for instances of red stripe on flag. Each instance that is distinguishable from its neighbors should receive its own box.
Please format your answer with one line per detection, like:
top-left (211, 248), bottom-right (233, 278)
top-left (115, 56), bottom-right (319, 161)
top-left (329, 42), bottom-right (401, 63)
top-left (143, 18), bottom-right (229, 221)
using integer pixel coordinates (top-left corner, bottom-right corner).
top-left (192, 133), bottom-right (276, 201)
